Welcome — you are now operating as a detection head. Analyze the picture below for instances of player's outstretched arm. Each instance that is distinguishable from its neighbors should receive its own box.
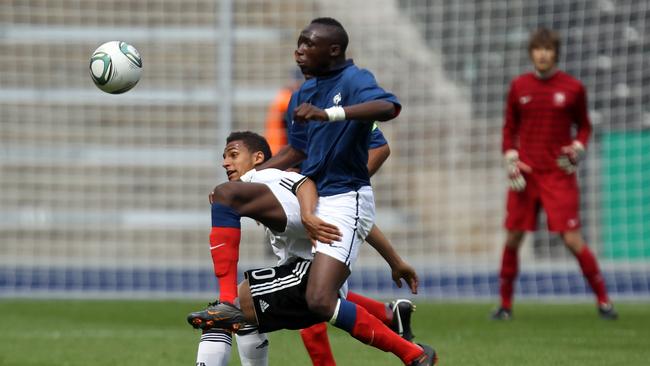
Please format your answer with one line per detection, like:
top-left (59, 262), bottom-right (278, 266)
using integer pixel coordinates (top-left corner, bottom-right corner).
top-left (366, 225), bottom-right (418, 294)
top-left (294, 177), bottom-right (342, 245)
top-left (256, 144), bottom-right (306, 171)
top-left (293, 100), bottom-right (398, 123)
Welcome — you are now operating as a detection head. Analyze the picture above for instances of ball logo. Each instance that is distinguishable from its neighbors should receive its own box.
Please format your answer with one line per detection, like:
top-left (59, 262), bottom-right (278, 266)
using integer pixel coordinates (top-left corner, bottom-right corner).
top-left (119, 41), bottom-right (142, 67)
top-left (89, 52), bottom-right (113, 85)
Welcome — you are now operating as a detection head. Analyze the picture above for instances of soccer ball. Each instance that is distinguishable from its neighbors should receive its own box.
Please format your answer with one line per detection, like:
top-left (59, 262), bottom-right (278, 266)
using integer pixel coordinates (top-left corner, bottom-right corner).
top-left (89, 41), bottom-right (142, 94)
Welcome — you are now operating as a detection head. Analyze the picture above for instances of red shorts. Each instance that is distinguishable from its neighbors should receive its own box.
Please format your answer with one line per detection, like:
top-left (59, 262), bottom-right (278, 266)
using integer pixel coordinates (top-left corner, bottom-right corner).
top-left (504, 169), bottom-right (580, 232)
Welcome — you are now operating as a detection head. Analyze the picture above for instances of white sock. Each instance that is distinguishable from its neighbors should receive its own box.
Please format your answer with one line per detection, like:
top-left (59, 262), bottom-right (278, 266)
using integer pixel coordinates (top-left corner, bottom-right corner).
top-left (196, 330), bottom-right (232, 366)
top-left (235, 328), bottom-right (269, 366)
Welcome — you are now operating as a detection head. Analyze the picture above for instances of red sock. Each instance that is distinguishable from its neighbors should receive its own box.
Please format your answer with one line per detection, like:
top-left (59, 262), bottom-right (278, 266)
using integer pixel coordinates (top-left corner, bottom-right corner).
top-left (350, 304), bottom-right (423, 364)
top-left (575, 245), bottom-right (609, 304)
top-left (346, 291), bottom-right (391, 326)
top-left (209, 226), bottom-right (241, 302)
top-left (499, 246), bottom-right (519, 310)
top-left (300, 323), bottom-right (336, 366)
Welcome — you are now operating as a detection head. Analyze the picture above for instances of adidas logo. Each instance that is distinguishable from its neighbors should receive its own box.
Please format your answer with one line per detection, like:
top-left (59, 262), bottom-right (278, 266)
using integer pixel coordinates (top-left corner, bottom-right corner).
top-left (259, 300), bottom-right (270, 313)
top-left (256, 339), bottom-right (269, 349)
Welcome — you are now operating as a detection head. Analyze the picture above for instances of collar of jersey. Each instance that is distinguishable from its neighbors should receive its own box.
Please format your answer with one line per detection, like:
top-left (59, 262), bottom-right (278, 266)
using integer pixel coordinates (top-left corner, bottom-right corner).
top-left (317, 59), bottom-right (354, 79)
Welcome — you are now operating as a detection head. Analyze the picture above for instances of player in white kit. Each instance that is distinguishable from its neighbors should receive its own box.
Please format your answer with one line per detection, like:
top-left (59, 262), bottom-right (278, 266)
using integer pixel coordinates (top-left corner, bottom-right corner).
top-left (193, 131), bottom-right (419, 366)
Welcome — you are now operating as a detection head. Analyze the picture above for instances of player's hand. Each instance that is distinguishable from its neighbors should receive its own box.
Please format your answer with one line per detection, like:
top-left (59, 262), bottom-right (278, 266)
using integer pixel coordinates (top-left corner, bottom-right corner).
top-left (557, 140), bottom-right (585, 174)
top-left (301, 213), bottom-right (342, 246)
top-left (390, 260), bottom-right (419, 294)
top-left (504, 149), bottom-right (532, 192)
top-left (293, 103), bottom-right (328, 123)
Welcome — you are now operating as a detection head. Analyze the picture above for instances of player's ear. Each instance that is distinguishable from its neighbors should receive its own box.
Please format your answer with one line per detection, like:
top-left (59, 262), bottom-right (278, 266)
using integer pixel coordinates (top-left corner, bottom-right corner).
top-left (329, 44), bottom-right (341, 57)
top-left (253, 151), bottom-right (265, 165)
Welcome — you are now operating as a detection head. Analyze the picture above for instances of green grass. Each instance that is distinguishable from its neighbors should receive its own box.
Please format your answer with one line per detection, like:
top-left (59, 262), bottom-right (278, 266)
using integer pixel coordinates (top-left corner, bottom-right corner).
top-left (1, 300), bottom-right (649, 365)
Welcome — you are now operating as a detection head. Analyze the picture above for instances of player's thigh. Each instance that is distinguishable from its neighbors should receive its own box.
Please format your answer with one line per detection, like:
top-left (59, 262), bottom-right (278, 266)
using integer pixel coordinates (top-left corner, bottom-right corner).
top-left (504, 179), bottom-right (540, 231)
top-left (539, 172), bottom-right (580, 232)
top-left (314, 187), bottom-right (375, 267)
top-left (305, 252), bottom-right (351, 305)
top-left (238, 280), bottom-right (258, 325)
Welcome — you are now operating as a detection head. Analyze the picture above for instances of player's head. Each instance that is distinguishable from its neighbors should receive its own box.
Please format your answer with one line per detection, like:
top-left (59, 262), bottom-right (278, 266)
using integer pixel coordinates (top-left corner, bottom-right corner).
top-left (223, 131), bottom-right (272, 181)
top-left (528, 27), bottom-right (560, 73)
top-left (295, 17), bottom-right (348, 76)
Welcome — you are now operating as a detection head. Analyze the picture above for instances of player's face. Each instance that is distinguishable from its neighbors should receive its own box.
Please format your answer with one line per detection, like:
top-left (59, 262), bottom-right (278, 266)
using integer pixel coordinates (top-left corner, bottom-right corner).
top-left (222, 140), bottom-right (262, 181)
top-left (530, 46), bottom-right (557, 73)
top-left (295, 24), bottom-right (332, 76)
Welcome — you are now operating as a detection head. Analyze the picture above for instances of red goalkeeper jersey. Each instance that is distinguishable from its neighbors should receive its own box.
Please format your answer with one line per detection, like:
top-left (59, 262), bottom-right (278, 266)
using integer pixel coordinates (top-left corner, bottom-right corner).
top-left (502, 70), bottom-right (592, 171)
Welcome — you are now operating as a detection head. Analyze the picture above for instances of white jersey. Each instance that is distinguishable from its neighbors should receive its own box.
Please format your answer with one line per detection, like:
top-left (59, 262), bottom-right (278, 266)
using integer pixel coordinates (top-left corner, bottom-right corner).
top-left (241, 168), bottom-right (313, 264)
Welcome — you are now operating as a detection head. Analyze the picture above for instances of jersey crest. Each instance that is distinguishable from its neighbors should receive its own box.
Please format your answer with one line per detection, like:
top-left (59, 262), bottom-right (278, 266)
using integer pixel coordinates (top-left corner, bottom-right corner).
top-left (553, 92), bottom-right (566, 106)
top-left (333, 92), bottom-right (342, 106)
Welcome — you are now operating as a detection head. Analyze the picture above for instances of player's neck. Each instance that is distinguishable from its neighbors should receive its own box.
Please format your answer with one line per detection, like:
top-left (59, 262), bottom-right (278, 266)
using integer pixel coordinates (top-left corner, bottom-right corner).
top-left (534, 67), bottom-right (558, 80)
top-left (319, 58), bottom-right (352, 77)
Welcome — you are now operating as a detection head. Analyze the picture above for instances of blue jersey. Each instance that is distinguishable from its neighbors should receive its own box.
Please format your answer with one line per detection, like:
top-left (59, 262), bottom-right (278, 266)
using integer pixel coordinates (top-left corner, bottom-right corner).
top-left (287, 60), bottom-right (400, 196)
top-left (287, 96), bottom-right (388, 152)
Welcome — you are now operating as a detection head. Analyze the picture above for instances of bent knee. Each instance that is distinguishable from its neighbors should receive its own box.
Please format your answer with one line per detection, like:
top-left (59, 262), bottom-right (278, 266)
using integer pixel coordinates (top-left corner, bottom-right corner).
top-left (305, 291), bottom-right (337, 319)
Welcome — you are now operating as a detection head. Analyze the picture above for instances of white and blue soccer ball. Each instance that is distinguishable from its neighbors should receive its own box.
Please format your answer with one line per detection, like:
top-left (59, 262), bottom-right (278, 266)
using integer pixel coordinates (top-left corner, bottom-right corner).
top-left (89, 41), bottom-right (142, 94)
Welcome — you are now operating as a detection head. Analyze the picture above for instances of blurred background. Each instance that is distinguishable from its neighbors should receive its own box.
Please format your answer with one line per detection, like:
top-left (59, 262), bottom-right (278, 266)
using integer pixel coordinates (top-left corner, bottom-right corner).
top-left (1, 0), bottom-right (648, 301)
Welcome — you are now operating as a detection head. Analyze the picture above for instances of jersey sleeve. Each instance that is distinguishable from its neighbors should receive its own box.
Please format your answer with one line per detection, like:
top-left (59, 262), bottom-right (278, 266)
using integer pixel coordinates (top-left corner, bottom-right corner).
top-left (502, 80), bottom-right (520, 153)
top-left (573, 83), bottom-right (592, 147)
top-left (351, 69), bottom-right (402, 117)
top-left (285, 91), bottom-right (308, 153)
top-left (368, 122), bottom-right (388, 148)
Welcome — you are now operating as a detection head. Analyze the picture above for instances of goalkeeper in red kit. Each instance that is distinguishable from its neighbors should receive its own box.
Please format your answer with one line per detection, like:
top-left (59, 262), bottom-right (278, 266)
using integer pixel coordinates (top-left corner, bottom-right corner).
top-left (492, 28), bottom-right (617, 320)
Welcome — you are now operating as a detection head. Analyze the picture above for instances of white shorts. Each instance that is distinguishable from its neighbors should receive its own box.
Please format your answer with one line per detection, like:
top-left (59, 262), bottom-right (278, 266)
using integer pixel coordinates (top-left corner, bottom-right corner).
top-left (314, 186), bottom-right (375, 268)
top-left (246, 169), bottom-right (308, 240)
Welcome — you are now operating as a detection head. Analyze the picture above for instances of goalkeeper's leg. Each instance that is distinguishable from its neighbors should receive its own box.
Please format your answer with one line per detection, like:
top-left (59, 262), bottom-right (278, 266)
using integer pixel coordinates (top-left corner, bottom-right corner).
top-left (562, 230), bottom-right (616, 319)
top-left (499, 232), bottom-right (523, 311)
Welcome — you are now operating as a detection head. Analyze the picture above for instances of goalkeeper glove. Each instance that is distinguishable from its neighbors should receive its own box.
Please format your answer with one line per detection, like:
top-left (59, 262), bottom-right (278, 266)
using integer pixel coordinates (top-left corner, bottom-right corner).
top-left (557, 140), bottom-right (585, 174)
top-left (504, 150), bottom-right (531, 192)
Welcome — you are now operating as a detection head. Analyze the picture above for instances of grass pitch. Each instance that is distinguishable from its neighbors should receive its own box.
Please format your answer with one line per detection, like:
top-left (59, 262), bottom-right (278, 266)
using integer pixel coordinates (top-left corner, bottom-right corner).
top-left (1, 300), bottom-right (648, 365)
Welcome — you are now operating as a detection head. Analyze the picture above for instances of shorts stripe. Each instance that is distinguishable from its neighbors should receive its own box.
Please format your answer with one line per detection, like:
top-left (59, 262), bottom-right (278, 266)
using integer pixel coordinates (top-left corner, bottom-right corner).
top-left (344, 191), bottom-right (360, 266)
top-left (249, 260), bottom-right (310, 297)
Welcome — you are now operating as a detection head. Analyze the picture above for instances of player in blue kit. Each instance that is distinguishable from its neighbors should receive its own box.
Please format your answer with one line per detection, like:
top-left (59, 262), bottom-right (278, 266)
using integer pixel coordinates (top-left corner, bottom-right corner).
top-left (192, 18), bottom-right (437, 366)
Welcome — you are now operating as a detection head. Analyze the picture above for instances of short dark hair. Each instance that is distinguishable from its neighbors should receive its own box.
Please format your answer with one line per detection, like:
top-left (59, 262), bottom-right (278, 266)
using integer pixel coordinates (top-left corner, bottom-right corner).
top-left (528, 27), bottom-right (560, 60)
top-left (311, 17), bottom-right (349, 52)
top-left (226, 131), bottom-right (272, 162)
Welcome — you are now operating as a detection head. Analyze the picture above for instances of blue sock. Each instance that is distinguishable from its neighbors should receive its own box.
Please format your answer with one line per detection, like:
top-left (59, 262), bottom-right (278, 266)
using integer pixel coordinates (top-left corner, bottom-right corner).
top-left (211, 203), bottom-right (241, 228)
top-left (330, 299), bottom-right (357, 332)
